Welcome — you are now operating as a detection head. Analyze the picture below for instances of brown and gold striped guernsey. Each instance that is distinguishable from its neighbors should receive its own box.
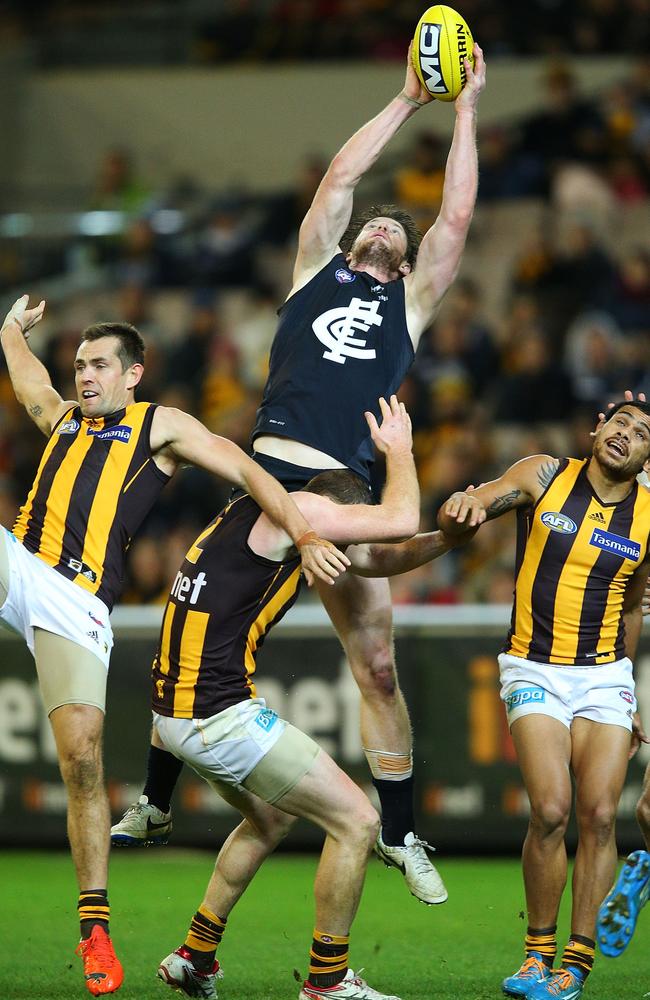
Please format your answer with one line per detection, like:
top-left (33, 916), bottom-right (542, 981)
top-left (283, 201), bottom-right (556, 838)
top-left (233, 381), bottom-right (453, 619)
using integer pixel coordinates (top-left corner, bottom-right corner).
top-left (505, 458), bottom-right (650, 665)
top-left (13, 402), bottom-right (170, 610)
top-left (152, 494), bottom-right (302, 719)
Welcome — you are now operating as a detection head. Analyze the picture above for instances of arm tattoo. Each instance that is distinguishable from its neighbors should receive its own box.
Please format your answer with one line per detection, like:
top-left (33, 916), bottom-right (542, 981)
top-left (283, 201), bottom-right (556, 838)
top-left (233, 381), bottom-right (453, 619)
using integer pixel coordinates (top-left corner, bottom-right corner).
top-left (29, 404), bottom-right (43, 418)
top-left (537, 459), bottom-right (559, 490)
top-left (486, 489), bottom-right (521, 519)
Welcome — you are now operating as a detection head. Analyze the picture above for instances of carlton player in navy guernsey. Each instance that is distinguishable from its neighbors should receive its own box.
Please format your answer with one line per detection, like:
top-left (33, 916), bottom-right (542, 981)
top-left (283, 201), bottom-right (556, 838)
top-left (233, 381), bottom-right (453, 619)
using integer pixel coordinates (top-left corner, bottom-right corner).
top-left (439, 402), bottom-right (650, 1000)
top-left (0, 295), bottom-right (346, 996)
top-left (126, 37), bottom-right (487, 909)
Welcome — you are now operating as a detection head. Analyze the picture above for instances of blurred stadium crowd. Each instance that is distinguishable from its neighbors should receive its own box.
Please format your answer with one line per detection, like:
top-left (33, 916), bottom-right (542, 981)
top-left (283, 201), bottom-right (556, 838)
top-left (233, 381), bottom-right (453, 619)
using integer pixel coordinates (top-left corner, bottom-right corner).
top-left (0, 44), bottom-right (648, 609)
top-left (5, 0), bottom-right (650, 65)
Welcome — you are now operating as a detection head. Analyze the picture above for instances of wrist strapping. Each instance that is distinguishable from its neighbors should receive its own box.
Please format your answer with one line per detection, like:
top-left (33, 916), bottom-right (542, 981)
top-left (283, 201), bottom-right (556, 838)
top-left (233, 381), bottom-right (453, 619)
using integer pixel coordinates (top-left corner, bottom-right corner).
top-left (295, 529), bottom-right (320, 549)
top-left (399, 92), bottom-right (427, 108)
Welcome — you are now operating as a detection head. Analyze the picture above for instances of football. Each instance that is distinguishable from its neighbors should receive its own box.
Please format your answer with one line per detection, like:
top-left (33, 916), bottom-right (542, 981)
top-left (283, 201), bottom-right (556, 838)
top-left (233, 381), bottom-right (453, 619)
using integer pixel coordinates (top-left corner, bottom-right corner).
top-left (412, 5), bottom-right (474, 102)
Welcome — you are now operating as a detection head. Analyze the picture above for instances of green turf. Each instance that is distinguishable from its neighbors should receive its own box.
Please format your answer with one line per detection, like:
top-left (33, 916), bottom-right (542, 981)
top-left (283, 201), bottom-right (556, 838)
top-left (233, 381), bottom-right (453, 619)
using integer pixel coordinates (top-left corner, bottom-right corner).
top-left (0, 851), bottom-right (647, 999)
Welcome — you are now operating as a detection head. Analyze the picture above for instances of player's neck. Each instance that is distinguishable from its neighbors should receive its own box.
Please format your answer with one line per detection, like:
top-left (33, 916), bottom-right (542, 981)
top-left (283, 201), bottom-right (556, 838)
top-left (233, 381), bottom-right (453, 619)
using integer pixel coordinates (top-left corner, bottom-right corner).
top-left (586, 458), bottom-right (636, 504)
top-left (349, 260), bottom-right (399, 284)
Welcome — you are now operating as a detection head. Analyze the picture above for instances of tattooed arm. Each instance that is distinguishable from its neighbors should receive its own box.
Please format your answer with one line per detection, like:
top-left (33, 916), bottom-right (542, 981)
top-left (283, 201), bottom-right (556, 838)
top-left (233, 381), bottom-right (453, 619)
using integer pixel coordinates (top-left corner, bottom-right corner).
top-left (437, 454), bottom-right (559, 537)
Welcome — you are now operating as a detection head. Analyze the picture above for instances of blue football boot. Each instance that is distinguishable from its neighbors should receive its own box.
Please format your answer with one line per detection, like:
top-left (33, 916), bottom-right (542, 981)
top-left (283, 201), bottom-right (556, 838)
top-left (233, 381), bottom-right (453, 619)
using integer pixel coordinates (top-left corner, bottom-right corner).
top-left (526, 967), bottom-right (585, 1000)
top-left (502, 954), bottom-right (551, 997)
top-left (597, 849), bottom-right (650, 957)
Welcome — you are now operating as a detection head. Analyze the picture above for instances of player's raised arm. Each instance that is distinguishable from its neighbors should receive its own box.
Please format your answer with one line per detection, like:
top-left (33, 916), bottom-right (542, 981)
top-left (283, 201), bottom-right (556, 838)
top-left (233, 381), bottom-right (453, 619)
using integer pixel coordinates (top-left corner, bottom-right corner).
top-left (149, 405), bottom-right (349, 586)
top-left (404, 44), bottom-right (486, 343)
top-left (0, 295), bottom-right (74, 435)
top-left (437, 453), bottom-right (558, 538)
top-left (292, 45), bottom-right (433, 289)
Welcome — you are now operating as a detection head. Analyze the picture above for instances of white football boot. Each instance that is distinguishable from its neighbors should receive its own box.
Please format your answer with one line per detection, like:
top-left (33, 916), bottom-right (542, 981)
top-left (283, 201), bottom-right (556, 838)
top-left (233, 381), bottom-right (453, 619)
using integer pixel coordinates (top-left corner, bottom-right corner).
top-left (299, 969), bottom-right (401, 999)
top-left (157, 946), bottom-right (223, 999)
top-left (374, 831), bottom-right (448, 904)
top-left (111, 794), bottom-right (172, 846)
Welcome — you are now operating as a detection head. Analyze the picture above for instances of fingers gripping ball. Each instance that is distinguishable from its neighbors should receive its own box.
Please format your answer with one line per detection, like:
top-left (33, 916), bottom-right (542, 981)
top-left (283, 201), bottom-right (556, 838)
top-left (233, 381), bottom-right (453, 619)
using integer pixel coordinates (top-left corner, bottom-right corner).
top-left (413, 5), bottom-right (474, 101)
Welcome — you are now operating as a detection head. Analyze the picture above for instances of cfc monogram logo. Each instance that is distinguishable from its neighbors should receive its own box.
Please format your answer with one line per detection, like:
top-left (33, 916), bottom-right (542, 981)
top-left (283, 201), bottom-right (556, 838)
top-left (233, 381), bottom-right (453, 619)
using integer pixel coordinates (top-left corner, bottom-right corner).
top-left (312, 298), bottom-right (382, 364)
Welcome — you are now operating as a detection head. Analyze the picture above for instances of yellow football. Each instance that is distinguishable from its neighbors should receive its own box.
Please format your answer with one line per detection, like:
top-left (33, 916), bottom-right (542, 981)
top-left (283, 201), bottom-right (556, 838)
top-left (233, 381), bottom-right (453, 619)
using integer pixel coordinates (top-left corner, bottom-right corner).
top-left (412, 5), bottom-right (474, 102)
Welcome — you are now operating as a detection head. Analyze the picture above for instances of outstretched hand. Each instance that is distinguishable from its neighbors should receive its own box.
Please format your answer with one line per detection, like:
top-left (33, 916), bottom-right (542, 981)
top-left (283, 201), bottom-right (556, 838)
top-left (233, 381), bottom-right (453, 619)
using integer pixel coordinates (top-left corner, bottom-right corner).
top-left (365, 395), bottom-right (412, 455)
top-left (455, 43), bottom-right (486, 113)
top-left (2, 294), bottom-right (46, 339)
top-left (401, 40), bottom-right (435, 107)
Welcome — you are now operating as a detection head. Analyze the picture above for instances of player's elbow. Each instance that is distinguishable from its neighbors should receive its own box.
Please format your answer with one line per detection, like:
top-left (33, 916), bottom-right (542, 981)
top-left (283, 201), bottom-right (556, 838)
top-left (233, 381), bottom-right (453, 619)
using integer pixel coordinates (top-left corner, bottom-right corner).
top-left (327, 154), bottom-right (360, 190)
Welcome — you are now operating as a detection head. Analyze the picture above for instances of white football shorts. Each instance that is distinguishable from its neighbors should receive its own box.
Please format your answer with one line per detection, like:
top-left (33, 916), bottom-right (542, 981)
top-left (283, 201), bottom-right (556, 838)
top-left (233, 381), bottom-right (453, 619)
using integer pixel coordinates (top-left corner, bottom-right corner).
top-left (0, 527), bottom-right (113, 669)
top-left (499, 652), bottom-right (636, 732)
top-left (153, 697), bottom-right (319, 803)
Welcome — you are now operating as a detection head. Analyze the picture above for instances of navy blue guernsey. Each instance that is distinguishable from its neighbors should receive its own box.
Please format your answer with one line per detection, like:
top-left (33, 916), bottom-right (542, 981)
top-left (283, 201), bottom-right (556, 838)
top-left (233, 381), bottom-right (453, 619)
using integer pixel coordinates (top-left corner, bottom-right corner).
top-left (252, 253), bottom-right (414, 481)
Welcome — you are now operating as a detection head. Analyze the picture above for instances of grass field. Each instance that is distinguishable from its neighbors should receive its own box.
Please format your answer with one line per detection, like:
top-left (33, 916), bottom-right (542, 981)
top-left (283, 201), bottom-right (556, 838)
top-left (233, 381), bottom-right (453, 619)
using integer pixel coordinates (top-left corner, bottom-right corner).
top-left (1, 850), bottom-right (647, 1000)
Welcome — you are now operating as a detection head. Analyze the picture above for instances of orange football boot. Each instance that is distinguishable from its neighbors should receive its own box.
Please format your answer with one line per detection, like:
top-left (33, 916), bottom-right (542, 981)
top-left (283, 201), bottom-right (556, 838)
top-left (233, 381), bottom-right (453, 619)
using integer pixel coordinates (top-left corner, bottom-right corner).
top-left (76, 925), bottom-right (124, 995)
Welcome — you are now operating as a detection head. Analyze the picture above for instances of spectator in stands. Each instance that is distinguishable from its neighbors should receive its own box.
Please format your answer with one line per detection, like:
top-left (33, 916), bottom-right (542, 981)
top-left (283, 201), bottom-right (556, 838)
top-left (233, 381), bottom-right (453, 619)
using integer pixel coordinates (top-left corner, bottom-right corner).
top-left (90, 147), bottom-right (151, 214)
top-left (493, 329), bottom-right (575, 425)
top-left (394, 131), bottom-right (445, 232)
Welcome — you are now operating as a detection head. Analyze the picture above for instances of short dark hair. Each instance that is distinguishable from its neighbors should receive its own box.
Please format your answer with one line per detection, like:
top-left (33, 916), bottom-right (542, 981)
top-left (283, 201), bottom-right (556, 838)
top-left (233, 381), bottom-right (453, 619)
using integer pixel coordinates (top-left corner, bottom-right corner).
top-left (80, 322), bottom-right (145, 371)
top-left (340, 203), bottom-right (422, 270)
top-left (303, 469), bottom-right (373, 505)
top-left (603, 400), bottom-right (650, 424)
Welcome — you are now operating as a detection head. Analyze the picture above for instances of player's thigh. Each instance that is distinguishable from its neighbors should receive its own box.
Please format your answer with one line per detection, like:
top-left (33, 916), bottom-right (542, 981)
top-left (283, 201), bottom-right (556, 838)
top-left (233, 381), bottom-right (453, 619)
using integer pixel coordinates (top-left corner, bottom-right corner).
top-left (273, 746), bottom-right (378, 837)
top-left (34, 627), bottom-right (108, 717)
top-left (571, 717), bottom-right (631, 814)
top-left (317, 572), bottom-right (394, 667)
top-left (511, 714), bottom-right (573, 812)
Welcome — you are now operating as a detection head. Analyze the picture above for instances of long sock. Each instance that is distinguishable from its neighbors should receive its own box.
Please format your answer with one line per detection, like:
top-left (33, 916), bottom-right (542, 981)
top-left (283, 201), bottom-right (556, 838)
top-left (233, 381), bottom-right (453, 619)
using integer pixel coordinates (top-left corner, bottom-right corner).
top-left (561, 935), bottom-right (595, 980)
top-left (525, 924), bottom-right (557, 968)
top-left (143, 744), bottom-right (183, 813)
top-left (373, 775), bottom-right (415, 845)
top-left (184, 904), bottom-right (227, 972)
top-left (78, 889), bottom-right (109, 939)
top-left (308, 930), bottom-right (349, 988)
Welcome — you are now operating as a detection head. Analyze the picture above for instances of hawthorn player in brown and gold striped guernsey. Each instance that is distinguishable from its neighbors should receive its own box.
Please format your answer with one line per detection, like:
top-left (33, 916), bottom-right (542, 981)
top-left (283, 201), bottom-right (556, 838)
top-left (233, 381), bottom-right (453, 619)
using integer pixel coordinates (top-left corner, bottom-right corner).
top-left (153, 396), bottom-right (418, 1000)
top-left (0, 294), bottom-right (348, 997)
top-left (14, 401), bottom-right (168, 609)
top-left (439, 400), bottom-right (650, 1000)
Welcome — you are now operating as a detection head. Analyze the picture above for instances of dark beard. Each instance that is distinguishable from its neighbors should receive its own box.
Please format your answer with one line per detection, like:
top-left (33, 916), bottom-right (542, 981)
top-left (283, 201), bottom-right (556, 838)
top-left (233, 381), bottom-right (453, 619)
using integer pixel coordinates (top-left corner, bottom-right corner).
top-left (353, 237), bottom-right (402, 272)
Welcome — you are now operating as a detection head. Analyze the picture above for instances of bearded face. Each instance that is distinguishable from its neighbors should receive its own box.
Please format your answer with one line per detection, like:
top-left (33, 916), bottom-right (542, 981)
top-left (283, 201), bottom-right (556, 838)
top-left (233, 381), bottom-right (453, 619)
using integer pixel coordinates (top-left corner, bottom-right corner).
top-left (348, 217), bottom-right (409, 275)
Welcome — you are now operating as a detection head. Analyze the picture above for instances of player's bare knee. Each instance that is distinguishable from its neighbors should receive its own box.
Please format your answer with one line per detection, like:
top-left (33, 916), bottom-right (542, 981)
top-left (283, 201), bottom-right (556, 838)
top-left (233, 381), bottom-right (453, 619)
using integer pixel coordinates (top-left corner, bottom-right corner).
top-left (251, 811), bottom-right (297, 848)
top-left (354, 651), bottom-right (398, 700)
top-left (529, 799), bottom-right (570, 839)
top-left (59, 747), bottom-right (103, 795)
top-left (578, 802), bottom-right (617, 844)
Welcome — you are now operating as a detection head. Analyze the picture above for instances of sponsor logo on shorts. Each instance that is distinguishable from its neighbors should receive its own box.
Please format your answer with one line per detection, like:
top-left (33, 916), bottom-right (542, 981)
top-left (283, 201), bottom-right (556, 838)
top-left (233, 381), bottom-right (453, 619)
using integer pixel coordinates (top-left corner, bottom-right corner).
top-left (87, 629), bottom-right (99, 643)
top-left (541, 511), bottom-right (577, 534)
top-left (57, 419), bottom-right (80, 435)
top-left (589, 528), bottom-right (641, 562)
top-left (335, 268), bottom-right (356, 284)
top-left (86, 424), bottom-right (132, 443)
top-left (255, 708), bottom-right (278, 732)
top-left (619, 689), bottom-right (635, 704)
top-left (88, 611), bottom-right (105, 628)
top-left (505, 687), bottom-right (546, 712)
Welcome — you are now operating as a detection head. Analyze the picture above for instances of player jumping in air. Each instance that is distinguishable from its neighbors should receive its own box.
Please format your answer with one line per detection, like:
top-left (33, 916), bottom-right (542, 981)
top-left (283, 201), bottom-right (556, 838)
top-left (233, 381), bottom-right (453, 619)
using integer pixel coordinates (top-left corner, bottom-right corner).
top-left (112, 36), bottom-right (486, 907)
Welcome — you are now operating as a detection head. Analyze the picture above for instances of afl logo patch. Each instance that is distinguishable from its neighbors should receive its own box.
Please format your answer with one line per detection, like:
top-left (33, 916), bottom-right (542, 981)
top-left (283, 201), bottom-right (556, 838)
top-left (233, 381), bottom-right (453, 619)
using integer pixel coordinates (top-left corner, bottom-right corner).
top-left (541, 511), bottom-right (577, 534)
top-left (619, 690), bottom-right (634, 704)
top-left (335, 268), bottom-right (356, 284)
top-left (56, 419), bottom-right (80, 435)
